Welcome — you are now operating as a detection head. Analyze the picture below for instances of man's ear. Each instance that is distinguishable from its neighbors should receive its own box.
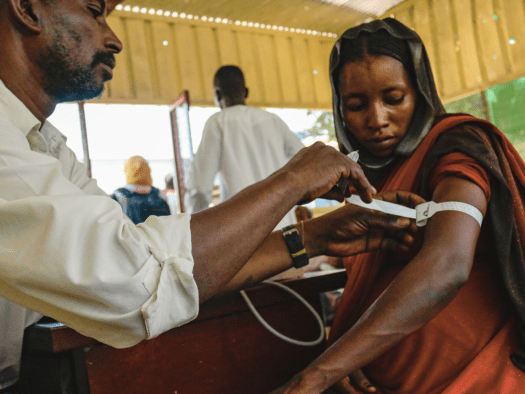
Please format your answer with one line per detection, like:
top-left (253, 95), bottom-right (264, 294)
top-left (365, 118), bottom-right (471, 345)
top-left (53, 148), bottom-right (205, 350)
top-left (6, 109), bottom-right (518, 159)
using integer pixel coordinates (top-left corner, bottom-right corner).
top-left (244, 87), bottom-right (249, 100)
top-left (214, 89), bottom-right (222, 102)
top-left (7, 0), bottom-right (42, 33)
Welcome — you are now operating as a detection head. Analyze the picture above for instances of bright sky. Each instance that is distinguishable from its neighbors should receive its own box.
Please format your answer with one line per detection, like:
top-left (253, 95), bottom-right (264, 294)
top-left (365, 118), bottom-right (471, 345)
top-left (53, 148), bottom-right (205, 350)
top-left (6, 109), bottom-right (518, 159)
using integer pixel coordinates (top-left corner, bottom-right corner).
top-left (47, 103), bottom-right (323, 193)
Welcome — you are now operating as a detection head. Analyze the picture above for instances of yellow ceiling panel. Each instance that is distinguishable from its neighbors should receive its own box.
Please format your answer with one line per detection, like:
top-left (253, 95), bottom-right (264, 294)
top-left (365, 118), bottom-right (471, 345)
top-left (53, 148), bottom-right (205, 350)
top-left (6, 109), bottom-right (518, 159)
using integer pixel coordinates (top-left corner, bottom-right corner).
top-left (95, 0), bottom-right (525, 110)
top-left (116, 0), bottom-right (380, 35)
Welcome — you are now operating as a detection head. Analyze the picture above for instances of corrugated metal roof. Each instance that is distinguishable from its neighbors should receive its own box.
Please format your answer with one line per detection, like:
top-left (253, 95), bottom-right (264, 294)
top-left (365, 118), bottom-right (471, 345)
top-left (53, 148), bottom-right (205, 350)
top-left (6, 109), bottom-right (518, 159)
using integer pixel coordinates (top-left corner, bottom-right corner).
top-left (117, 0), bottom-right (407, 35)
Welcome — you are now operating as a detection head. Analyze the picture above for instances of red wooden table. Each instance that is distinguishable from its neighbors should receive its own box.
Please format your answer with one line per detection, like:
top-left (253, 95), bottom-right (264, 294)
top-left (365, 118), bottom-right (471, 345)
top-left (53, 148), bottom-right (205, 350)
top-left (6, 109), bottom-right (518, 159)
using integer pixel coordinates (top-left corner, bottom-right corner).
top-left (20, 270), bottom-right (347, 394)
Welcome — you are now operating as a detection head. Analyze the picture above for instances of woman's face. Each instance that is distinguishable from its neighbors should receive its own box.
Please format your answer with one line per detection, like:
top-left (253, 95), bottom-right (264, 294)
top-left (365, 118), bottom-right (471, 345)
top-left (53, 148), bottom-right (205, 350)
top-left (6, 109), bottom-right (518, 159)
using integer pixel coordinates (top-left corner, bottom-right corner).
top-left (340, 55), bottom-right (417, 158)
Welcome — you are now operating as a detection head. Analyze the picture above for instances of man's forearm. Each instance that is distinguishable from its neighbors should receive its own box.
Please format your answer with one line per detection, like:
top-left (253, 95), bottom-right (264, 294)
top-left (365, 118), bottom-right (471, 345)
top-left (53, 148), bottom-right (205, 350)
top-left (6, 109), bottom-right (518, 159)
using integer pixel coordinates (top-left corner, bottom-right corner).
top-left (218, 214), bottom-right (329, 294)
top-left (189, 141), bottom-right (380, 303)
top-left (191, 170), bottom-right (304, 302)
top-left (217, 231), bottom-right (293, 294)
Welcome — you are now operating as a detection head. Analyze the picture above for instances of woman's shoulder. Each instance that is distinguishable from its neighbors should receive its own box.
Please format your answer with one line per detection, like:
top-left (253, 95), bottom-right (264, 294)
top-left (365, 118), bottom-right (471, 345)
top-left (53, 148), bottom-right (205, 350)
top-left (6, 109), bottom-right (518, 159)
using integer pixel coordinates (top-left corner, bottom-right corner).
top-left (419, 114), bottom-right (499, 199)
top-left (430, 113), bottom-right (500, 153)
top-left (433, 113), bottom-right (492, 133)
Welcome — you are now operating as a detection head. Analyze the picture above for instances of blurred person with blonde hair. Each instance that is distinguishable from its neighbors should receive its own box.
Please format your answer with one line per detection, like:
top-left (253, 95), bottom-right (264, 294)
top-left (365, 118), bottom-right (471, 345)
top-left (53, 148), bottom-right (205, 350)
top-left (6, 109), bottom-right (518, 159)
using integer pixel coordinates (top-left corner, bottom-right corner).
top-left (111, 155), bottom-right (171, 224)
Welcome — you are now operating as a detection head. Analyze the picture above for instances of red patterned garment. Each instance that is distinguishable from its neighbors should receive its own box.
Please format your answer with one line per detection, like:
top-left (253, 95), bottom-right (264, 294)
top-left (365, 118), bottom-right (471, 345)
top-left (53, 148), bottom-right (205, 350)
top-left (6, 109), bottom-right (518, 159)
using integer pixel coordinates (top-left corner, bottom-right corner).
top-left (328, 115), bottom-right (525, 393)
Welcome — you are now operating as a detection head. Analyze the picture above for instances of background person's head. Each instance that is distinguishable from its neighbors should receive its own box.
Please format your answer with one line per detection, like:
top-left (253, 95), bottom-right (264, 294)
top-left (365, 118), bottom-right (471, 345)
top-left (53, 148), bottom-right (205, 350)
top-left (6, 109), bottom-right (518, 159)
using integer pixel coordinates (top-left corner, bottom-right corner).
top-left (164, 173), bottom-right (175, 190)
top-left (330, 18), bottom-right (445, 169)
top-left (213, 65), bottom-right (248, 109)
top-left (125, 155), bottom-right (152, 186)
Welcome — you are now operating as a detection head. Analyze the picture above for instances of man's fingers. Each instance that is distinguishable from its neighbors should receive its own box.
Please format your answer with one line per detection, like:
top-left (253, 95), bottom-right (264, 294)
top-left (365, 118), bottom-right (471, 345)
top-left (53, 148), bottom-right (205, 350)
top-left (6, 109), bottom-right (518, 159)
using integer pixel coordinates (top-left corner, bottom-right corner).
top-left (286, 142), bottom-right (378, 204)
top-left (350, 175), bottom-right (376, 204)
top-left (366, 228), bottom-right (414, 253)
top-left (371, 191), bottom-right (422, 236)
top-left (376, 190), bottom-right (426, 208)
top-left (379, 236), bottom-right (412, 252)
top-left (321, 186), bottom-right (346, 203)
top-left (364, 212), bottom-right (412, 230)
top-left (294, 205), bottom-right (313, 222)
top-left (363, 213), bottom-right (416, 252)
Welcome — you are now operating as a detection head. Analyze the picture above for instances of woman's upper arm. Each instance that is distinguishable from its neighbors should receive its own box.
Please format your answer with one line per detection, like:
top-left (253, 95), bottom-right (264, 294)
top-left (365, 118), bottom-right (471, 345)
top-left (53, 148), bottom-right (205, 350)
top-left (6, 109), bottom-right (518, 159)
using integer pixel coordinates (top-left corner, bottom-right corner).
top-left (417, 175), bottom-right (488, 282)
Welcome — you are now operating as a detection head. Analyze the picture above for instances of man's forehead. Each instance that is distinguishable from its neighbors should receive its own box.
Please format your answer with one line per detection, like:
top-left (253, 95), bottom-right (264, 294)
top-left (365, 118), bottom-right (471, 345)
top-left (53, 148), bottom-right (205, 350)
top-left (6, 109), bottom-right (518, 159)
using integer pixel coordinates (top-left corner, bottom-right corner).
top-left (106, 0), bottom-right (123, 14)
top-left (49, 0), bottom-right (107, 11)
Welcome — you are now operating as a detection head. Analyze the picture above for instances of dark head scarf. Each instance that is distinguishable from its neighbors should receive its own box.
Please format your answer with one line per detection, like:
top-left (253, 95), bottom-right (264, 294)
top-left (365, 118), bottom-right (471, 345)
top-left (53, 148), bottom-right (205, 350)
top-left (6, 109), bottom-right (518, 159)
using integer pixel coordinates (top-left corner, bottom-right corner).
top-left (330, 18), bottom-right (445, 169)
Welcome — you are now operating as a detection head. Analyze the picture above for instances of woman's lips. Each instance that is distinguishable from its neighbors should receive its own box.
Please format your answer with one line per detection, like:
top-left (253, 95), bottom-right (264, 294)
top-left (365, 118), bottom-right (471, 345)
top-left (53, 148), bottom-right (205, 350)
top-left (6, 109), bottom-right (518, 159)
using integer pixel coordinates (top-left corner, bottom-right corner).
top-left (365, 136), bottom-right (397, 155)
top-left (367, 136), bottom-right (395, 146)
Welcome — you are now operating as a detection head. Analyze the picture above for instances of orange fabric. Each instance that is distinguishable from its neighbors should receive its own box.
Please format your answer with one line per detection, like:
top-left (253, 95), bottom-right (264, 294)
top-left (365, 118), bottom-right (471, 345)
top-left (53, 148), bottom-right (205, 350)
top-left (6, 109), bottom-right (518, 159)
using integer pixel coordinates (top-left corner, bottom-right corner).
top-left (328, 116), bottom-right (525, 393)
top-left (441, 318), bottom-right (523, 394)
top-left (429, 152), bottom-right (491, 202)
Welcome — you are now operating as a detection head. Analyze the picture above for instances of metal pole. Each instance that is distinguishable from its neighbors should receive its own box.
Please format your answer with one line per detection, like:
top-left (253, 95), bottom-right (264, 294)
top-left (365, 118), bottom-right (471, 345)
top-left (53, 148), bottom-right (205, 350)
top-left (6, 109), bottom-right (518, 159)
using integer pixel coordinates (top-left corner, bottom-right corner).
top-left (78, 101), bottom-right (92, 178)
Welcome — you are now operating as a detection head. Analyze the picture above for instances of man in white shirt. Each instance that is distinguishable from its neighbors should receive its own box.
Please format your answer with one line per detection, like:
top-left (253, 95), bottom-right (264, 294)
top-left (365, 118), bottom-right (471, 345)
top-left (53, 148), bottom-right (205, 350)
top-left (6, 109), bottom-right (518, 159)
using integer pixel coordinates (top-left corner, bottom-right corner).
top-left (185, 65), bottom-right (304, 229)
top-left (0, 0), bottom-right (421, 391)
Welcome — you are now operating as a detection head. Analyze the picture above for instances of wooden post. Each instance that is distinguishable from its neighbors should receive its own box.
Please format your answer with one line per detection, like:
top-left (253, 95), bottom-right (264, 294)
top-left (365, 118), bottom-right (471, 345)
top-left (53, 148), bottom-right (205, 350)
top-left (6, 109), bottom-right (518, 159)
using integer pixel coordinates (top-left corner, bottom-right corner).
top-left (169, 90), bottom-right (192, 213)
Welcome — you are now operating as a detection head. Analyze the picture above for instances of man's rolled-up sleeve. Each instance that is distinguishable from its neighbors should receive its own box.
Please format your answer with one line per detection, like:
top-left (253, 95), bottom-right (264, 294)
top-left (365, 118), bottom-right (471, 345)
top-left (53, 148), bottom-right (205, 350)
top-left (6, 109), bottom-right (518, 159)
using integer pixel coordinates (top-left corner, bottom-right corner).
top-left (138, 214), bottom-right (199, 339)
top-left (0, 121), bottom-right (199, 348)
top-left (0, 195), bottom-right (199, 348)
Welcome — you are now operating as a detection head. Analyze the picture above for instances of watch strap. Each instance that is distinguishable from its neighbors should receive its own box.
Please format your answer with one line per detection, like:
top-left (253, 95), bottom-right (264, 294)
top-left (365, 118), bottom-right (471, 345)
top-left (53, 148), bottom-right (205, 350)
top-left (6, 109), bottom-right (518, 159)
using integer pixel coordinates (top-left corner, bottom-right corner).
top-left (281, 224), bottom-right (310, 268)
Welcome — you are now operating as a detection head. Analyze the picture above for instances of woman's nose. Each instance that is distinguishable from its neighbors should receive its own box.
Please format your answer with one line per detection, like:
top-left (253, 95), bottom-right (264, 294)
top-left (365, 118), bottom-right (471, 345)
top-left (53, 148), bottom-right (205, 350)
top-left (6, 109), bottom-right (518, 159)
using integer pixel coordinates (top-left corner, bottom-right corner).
top-left (367, 103), bottom-right (389, 130)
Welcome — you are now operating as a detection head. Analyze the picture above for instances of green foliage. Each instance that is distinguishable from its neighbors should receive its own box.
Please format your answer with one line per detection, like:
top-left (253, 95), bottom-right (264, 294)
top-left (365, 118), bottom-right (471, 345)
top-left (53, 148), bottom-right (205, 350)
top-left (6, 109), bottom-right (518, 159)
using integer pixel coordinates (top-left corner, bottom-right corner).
top-left (298, 110), bottom-right (336, 141)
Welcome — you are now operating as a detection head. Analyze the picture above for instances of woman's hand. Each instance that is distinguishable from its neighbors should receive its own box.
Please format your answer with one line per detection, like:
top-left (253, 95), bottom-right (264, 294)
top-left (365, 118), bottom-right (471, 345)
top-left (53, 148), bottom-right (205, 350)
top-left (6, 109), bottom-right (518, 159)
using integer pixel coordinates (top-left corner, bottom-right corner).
top-left (326, 370), bottom-right (377, 393)
top-left (304, 190), bottom-right (424, 258)
top-left (268, 368), bottom-right (376, 394)
top-left (269, 370), bottom-right (376, 394)
top-left (278, 142), bottom-right (376, 204)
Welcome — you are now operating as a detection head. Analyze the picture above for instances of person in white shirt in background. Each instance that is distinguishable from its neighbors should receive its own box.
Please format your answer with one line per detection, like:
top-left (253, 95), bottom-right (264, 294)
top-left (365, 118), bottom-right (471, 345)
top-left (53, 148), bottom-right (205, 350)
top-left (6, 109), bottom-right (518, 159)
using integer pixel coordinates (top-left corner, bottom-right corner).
top-left (0, 0), bottom-right (423, 391)
top-left (185, 65), bottom-right (305, 230)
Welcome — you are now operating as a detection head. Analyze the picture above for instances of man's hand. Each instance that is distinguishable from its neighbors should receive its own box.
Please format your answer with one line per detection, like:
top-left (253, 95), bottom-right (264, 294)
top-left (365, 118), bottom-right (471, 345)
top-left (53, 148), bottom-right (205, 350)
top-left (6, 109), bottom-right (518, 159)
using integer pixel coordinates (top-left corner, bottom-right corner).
top-left (190, 142), bottom-right (378, 301)
top-left (295, 205), bottom-right (313, 222)
top-left (304, 190), bottom-right (424, 258)
top-left (278, 142), bottom-right (376, 204)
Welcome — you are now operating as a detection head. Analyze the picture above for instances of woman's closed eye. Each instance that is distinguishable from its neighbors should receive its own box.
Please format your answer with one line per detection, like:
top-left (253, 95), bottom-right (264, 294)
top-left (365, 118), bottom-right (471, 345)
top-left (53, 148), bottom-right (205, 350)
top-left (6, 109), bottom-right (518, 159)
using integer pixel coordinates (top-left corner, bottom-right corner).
top-left (385, 94), bottom-right (405, 105)
top-left (344, 97), bottom-right (367, 111)
top-left (344, 96), bottom-right (404, 112)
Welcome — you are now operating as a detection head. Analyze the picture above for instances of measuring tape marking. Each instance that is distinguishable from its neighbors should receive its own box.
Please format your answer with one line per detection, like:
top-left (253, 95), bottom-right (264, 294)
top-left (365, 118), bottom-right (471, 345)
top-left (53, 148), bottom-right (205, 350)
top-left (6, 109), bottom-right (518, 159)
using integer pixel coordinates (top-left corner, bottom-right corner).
top-left (346, 195), bottom-right (483, 227)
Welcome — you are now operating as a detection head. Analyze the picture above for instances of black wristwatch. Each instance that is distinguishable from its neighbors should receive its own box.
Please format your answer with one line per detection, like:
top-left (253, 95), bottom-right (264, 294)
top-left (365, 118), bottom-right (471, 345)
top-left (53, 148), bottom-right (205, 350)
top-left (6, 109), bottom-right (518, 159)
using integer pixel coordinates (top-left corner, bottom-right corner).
top-left (281, 224), bottom-right (310, 268)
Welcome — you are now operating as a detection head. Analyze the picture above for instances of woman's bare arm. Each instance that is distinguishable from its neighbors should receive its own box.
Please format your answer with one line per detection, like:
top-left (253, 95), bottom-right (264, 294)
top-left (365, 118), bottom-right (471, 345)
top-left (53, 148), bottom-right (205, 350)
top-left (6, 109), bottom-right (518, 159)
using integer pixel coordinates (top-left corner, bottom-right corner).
top-left (271, 176), bottom-right (487, 394)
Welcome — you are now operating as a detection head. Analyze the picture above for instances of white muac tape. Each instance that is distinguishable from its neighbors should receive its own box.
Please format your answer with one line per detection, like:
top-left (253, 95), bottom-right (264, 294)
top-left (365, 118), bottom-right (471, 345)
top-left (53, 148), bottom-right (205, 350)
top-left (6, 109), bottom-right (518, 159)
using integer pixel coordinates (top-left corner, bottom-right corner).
top-left (346, 195), bottom-right (483, 227)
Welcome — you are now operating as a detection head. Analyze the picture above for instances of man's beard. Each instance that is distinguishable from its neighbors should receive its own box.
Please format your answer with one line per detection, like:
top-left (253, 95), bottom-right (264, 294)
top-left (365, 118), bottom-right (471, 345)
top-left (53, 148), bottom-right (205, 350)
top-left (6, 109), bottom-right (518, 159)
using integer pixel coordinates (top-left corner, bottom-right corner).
top-left (38, 30), bottom-right (114, 103)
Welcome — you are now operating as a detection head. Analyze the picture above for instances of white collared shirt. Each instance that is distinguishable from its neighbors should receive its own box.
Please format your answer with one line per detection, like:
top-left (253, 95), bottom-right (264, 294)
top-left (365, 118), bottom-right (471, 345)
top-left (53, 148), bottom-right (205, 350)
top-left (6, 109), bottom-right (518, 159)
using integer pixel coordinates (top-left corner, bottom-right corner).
top-left (185, 105), bottom-right (304, 229)
top-left (0, 79), bottom-right (199, 389)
